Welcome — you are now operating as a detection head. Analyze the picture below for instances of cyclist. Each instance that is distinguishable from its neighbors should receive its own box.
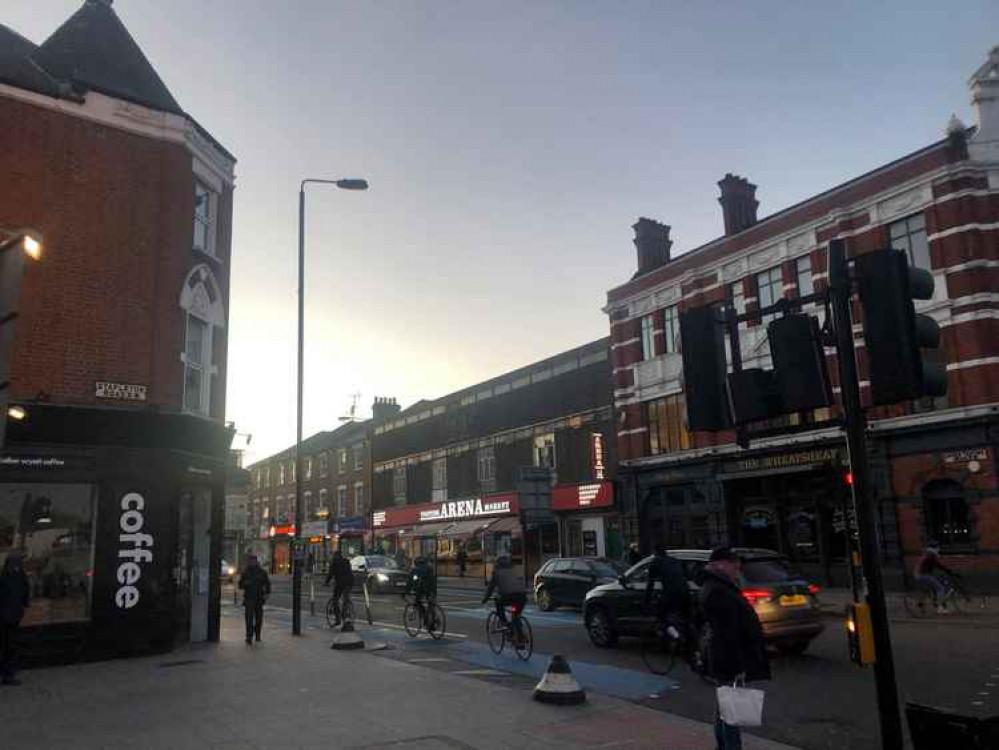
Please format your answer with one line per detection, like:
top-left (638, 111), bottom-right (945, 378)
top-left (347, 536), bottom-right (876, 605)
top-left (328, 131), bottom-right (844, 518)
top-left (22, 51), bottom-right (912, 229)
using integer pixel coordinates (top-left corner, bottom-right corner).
top-left (323, 549), bottom-right (354, 625)
top-left (482, 555), bottom-right (526, 628)
top-left (643, 544), bottom-right (695, 654)
top-left (914, 541), bottom-right (957, 613)
top-left (403, 555), bottom-right (437, 613)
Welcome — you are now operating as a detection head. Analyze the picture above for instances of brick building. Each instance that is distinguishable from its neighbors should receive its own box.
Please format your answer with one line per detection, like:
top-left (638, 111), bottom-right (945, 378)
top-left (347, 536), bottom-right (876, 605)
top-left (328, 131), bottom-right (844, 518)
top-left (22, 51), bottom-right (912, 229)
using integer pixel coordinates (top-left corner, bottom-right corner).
top-left (370, 339), bottom-right (617, 582)
top-left (606, 47), bottom-right (999, 588)
top-left (246, 415), bottom-right (377, 574)
top-left (0, 1), bottom-right (236, 658)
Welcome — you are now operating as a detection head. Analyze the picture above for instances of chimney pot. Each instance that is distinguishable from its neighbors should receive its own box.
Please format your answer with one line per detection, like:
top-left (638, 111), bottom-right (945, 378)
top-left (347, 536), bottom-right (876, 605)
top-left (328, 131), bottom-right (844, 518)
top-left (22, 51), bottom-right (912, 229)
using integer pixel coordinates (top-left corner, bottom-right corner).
top-left (632, 217), bottom-right (672, 275)
top-left (717, 174), bottom-right (759, 236)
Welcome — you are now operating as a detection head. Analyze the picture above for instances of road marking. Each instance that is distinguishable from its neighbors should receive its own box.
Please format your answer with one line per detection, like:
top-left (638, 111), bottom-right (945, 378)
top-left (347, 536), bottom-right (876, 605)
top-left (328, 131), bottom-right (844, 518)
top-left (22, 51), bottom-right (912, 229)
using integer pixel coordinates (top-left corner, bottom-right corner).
top-left (408, 658), bottom-right (452, 663)
top-left (368, 620), bottom-right (469, 639)
top-left (452, 669), bottom-right (507, 676)
top-left (972, 701), bottom-right (985, 707)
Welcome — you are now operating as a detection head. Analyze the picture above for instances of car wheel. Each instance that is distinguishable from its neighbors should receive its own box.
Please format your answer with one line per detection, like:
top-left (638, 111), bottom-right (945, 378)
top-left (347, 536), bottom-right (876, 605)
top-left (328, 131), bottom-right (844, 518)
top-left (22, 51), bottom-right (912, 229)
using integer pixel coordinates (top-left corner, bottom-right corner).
top-left (585, 607), bottom-right (618, 648)
top-left (775, 640), bottom-right (811, 656)
top-left (536, 586), bottom-right (555, 612)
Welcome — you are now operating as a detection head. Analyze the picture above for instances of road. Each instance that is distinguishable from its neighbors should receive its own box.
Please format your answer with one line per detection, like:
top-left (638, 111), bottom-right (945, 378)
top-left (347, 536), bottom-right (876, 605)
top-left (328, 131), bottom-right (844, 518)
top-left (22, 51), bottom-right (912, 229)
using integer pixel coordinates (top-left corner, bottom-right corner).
top-left (228, 577), bottom-right (998, 750)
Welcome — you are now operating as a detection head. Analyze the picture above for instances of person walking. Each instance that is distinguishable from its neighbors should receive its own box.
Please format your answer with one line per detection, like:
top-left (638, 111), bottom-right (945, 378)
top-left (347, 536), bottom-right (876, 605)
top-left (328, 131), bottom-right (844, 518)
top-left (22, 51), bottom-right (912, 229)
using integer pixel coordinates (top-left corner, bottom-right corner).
top-left (700, 547), bottom-right (770, 750)
top-left (238, 554), bottom-right (271, 645)
top-left (0, 554), bottom-right (30, 686)
top-left (626, 542), bottom-right (643, 567)
top-left (456, 547), bottom-right (468, 578)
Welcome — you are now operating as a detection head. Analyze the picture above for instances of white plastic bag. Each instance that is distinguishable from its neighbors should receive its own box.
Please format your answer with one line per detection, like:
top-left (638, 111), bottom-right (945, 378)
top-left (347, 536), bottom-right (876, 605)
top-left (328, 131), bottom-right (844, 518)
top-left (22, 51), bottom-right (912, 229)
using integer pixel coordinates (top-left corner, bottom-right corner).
top-left (717, 679), bottom-right (765, 727)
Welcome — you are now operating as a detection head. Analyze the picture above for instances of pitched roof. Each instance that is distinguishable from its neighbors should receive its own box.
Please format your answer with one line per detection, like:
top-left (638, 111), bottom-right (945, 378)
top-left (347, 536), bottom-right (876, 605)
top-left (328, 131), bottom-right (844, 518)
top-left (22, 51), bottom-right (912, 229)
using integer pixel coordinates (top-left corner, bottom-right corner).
top-left (0, 24), bottom-right (60, 96)
top-left (31, 0), bottom-right (182, 114)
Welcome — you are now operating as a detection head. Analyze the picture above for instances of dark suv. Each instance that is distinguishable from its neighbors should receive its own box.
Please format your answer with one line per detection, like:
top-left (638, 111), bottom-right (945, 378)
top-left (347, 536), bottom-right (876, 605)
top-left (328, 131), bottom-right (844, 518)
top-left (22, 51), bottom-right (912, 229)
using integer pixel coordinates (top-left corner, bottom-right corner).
top-left (582, 548), bottom-right (824, 655)
top-left (533, 557), bottom-right (624, 611)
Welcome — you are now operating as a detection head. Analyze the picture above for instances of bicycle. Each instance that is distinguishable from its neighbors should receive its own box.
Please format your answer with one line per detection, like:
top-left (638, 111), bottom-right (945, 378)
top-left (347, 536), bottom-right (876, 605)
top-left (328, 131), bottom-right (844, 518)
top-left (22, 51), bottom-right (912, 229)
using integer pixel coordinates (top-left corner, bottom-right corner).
top-left (485, 598), bottom-right (533, 661)
top-left (640, 616), bottom-right (701, 676)
top-left (403, 595), bottom-right (447, 640)
top-left (903, 573), bottom-right (981, 618)
top-left (325, 589), bottom-right (355, 628)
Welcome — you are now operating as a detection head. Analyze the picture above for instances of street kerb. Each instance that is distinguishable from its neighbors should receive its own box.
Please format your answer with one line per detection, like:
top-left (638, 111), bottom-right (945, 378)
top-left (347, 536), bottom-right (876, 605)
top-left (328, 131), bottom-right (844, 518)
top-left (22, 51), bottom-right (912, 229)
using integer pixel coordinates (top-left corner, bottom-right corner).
top-left (533, 654), bottom-right (586, 705)
top-left (330, 619), bottom-right (365, 651)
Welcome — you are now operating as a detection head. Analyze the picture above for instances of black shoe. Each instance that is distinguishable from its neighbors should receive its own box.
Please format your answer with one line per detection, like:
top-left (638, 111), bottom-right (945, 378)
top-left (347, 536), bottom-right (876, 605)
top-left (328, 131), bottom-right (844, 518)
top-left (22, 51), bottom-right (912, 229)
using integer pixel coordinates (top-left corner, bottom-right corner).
top-left (245, 637), bottom-right (252, 645)
top-left (255, 635), bottom-right (261, 642)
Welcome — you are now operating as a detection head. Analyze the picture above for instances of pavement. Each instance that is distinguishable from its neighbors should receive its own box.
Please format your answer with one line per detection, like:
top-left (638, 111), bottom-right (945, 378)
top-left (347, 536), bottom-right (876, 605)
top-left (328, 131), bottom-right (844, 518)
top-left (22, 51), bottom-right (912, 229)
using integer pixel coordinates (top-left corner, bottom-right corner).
top-left (0, 605), bottom-right (804, 750)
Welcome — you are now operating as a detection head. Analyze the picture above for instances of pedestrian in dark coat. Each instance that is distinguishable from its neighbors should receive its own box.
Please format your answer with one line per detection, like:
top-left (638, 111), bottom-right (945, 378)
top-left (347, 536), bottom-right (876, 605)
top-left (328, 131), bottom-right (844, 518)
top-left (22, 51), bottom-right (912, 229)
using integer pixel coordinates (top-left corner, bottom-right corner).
top-left (626, 542), bottom-right (642, 567)
top-left (0, 554), bottom-right (30, 686)
top-left (238, 555), bottom-right (271, 645)
top-left (456, 547), bottom-right (468, 578)
top-left (700, 547), bottom-right (770, 750)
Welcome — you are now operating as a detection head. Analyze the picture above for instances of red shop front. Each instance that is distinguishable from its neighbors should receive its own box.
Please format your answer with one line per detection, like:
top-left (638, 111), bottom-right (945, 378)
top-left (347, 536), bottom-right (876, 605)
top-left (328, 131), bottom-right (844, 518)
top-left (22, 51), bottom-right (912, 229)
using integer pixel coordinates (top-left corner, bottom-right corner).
top-left (552, 480), bottom-right (622, 560)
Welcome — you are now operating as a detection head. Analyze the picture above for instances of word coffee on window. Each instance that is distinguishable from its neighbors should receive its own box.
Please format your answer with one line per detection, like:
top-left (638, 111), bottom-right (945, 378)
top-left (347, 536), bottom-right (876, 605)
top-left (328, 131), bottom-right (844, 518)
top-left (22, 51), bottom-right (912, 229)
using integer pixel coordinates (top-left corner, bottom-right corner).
top-left (115, 492), bottom-right (154, 609)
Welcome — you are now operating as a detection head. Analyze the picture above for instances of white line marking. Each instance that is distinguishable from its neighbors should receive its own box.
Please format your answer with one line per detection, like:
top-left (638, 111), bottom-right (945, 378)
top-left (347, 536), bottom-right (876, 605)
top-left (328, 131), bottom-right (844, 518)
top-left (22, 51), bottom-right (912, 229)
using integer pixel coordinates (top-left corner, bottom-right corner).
top-left (452, 669), bottom-right (507, 676)
top-left (368, 620), bottom-right (469, 639)
top-left (408, 658), bottom-right (452, 663)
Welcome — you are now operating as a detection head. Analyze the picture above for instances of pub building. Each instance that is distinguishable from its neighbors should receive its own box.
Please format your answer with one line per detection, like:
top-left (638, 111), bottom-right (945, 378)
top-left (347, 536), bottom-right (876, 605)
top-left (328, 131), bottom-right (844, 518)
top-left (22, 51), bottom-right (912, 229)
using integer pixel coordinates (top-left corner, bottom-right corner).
top-left (608, 46), bottom-right (999, 590)
top-left (0, 1), bottom-right (237, 660)
top-left (371, 339), bottom-right (622, 581)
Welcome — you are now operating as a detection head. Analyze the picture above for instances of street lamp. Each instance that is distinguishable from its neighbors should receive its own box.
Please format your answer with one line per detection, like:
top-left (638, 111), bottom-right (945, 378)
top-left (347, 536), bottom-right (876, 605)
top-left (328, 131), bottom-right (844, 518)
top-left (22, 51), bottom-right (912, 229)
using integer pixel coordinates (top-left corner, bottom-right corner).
top-left (292, 177), bottom-right (369, 636)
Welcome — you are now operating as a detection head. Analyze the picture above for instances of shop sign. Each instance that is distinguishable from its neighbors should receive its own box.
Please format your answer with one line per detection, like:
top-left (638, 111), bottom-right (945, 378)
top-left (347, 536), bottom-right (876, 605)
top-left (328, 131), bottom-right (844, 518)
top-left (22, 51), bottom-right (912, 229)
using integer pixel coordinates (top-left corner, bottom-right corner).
top-left (95, 381), bottom-right (147, 401)
top-left (420, 497), bottom-right (511, 522)
top-left (743, 507), bottom-right (775, 530)
top-left (329, 516), bottom-right (365, 533)
top-left (270, 524), bottom-right (294, 536)
top-left (942, 448), bottom-right (988, 465)
top-left (1, 455), bottom-right (95, 472)
top-left (115, 492), bottom-right (154, 610)
top-left (726, 448), bottom-right (839, 475)
top-left (552, 481), bottom-right (614, 511)
top-left (591, 432), bottom-right (606, 481)
top-left (301, 520), bottom-right (327, 537)
top-left (224, 494), bottom-right (248, 533)
top-left (373, 493), bottom-right (519, 528)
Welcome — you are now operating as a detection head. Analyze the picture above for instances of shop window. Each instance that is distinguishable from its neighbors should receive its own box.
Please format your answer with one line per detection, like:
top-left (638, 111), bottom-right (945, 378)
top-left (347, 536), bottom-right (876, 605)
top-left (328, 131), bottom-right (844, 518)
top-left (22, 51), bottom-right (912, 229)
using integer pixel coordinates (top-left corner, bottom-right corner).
top-left (534, 433), bottom-right (556, 471)
top-left (923, 480), bottom-right (973, 549)
top-left (0, 484), bottom-right (96, 625)
top-left (393, 466), bottom-right (407, 505)
top-left (647, 394), bottom-right (692, 455)
top-left (432, 458), bottom-right (447, 503)
top-left (641, 314), bottom-right (656, 361)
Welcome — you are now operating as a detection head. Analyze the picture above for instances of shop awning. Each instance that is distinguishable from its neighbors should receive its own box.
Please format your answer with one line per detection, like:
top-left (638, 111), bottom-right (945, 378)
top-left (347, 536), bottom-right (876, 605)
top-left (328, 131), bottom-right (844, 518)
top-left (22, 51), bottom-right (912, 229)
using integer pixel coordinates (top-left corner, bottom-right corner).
top-left (410, 521), bottom-right (454, 536)
top-left (438, 519), bottom-right (496, 538)
top-left (483, 516), bottom-right (519, 534)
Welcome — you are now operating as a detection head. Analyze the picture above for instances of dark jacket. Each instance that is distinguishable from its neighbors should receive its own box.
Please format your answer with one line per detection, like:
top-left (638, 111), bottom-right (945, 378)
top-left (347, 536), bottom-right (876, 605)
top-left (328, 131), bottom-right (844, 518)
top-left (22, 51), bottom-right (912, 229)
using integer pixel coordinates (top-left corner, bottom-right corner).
top-left (325, 556), bottom-right (354, 587)
top-left (644, 553), bottom-right (691, 616)
top-left (627, 549), bottom-right (642, 566)
top-left (404, 561), bottom-right (437, 599)
top-left (0, 563), bottom-right (30, 625)
top-left (700, 568), bottom-right (770, 684)
top-left (238, 566), bottom-right (271, 605)
top-left (483, 565), bottom-right (525, 601)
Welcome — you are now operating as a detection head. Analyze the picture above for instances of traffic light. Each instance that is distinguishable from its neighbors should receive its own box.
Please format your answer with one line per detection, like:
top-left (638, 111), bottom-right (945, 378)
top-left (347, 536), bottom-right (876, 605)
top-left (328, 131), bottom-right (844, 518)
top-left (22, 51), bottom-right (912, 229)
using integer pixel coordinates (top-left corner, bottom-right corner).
top-left (726, 368), bottom-right (781, 425)
top-left (854, 248), bottom-right (947, 405)
top-left (846, 601), bottom-right (876, 666)
top-left (768, 313), bottom-right (832, 412)
top-left (679, 305), bottom-right (730, 431)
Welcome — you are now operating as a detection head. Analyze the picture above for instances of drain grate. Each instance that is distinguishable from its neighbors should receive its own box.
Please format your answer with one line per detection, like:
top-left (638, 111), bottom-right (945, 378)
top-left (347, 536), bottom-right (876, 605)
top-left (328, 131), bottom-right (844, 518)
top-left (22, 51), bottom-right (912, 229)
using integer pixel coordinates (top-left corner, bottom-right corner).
top-left (157, 659), bottom-right (204, 668)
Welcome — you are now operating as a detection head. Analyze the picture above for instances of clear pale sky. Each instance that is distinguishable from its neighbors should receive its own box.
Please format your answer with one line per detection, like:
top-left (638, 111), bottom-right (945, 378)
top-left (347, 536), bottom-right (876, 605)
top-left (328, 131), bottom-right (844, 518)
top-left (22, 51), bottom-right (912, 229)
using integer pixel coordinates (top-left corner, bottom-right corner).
top-left (6, 2), bottom-right (997, 463)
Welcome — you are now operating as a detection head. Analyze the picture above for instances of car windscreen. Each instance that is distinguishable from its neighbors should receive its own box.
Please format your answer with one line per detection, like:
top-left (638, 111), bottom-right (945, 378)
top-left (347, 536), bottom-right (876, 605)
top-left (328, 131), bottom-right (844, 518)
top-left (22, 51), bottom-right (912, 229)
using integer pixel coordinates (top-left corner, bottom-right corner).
top-left (590, 560), bottom-right (623, 578)
top-left (366, 556), bottom-right (398, 570)
top-left (742, 558), bottom-right (803, 584)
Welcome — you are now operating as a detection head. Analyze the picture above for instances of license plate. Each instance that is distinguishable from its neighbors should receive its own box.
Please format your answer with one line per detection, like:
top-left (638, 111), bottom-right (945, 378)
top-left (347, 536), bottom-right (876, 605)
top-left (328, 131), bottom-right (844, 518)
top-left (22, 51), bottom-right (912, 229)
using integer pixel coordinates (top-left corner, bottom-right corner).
top-left (394, 581), bottom-right (406, 587)
top-left (780, 594), bottom-right (807, 607)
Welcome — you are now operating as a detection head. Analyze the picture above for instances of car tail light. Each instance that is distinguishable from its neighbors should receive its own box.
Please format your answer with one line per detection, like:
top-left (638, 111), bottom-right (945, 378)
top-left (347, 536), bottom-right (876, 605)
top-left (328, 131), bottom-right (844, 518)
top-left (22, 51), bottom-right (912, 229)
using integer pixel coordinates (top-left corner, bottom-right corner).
top-left (742, 589), bottom-right (771, 605)
top-left (511, 601), bottom-right (523, 616)
top-left (808, 584), bottom-right (820, 595)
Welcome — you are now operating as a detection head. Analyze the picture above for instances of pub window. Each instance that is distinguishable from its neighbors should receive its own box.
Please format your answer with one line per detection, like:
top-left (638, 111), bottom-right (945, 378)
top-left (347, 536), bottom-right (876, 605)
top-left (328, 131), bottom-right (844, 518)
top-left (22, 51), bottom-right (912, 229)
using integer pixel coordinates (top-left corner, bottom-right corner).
top-left (756, 266), bottom-right (783, 326)
top-left (889, 213), bottom-right (930, 271)
top-left (640, 314), bottom-right (656, 361)
top-left (662, 305), bottom-right (680, 355)
top-left (795, 256), bottom-right (814, 298)
top-left (647, 394), bottom-right (692, 455)
top-left (0, 484), bottom-right (97, 625)
top-left (923, 479), bottom-right (973, 549)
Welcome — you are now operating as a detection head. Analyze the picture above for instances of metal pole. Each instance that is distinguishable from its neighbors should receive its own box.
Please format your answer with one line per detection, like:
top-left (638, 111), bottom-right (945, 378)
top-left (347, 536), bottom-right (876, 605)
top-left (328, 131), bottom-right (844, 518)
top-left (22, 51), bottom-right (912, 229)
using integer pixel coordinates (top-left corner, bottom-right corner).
top-left (292, 187), bottom-right (306, 636)
top-left (828, 239), bottom-right (904, 750)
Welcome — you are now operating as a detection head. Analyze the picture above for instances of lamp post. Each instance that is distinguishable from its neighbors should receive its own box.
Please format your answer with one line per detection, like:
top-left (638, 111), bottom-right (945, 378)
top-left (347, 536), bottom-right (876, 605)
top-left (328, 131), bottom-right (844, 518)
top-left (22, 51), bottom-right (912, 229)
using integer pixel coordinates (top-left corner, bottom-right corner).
top-left (293, 179), bottom-right (368, 636)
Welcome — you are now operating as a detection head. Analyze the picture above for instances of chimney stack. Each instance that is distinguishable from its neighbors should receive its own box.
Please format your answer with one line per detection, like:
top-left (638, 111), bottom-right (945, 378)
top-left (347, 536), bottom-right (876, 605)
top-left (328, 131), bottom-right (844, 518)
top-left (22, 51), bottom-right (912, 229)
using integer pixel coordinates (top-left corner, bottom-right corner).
top-left (968, 46), bottom-right (999, 161)
top-left (632, 217), bottom-right (672, 275)
top-left (371, 396), bottom-right (400, 424)
top-left (717, 174), bottom-right (759, 236)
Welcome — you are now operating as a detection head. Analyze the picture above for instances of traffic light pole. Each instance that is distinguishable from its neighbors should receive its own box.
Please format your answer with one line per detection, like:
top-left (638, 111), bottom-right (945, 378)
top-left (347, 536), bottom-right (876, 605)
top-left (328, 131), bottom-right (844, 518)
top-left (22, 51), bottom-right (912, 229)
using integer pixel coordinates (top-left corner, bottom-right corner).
top-left (828, 239), bottom-right (904, 750)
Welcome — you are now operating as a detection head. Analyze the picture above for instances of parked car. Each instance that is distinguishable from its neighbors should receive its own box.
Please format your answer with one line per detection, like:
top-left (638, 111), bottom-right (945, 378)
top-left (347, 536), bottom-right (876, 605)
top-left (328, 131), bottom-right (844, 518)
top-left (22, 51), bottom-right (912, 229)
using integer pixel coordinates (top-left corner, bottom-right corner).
top-left (583, 548), bottom-right (824, 655)
top-left (221, 559), bottom-right (236, 583)
top-left (533, 557), bottom-right (625, 611)
top-left (350, 555), bottom-right (410, 593)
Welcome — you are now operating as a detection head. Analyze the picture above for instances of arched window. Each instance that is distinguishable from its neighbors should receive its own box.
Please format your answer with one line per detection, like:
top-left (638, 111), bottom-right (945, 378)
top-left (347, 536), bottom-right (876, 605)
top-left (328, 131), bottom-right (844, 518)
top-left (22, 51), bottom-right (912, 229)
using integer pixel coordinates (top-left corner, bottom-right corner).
top-left (922, 480), bottom-right (972, 549)
top-left (179, 265), bottom-right (224, 416)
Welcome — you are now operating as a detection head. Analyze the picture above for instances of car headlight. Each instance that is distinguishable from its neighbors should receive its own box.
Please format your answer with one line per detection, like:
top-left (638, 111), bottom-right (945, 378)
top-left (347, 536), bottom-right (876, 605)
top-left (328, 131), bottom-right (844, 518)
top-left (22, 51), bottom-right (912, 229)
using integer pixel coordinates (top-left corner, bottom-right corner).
top-left (226, 566), bottom-right (235, 576)
top-left (376, 573), bottom-right (389, 582)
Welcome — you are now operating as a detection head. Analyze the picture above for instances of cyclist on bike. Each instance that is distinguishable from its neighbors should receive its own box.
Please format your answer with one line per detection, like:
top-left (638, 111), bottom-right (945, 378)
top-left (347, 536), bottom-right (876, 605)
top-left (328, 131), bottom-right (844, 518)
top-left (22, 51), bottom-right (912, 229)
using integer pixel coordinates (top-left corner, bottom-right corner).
top-left (482, 555), bottom-right (526, 625)
top-left (323, 549), bottom-right (354, 625)
top-left (403, 555), bottom-right (437, 608)
top-left (643, 544), bottom-right (694, 648)
top-left (915, 541), bottom-right (957, 613)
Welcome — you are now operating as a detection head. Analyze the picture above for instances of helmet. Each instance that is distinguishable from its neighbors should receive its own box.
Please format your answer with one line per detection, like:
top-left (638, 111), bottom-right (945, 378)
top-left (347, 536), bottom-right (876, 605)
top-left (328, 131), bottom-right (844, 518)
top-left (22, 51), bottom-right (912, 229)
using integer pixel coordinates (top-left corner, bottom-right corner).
top-left (414, 556), bottom-right (427, 566)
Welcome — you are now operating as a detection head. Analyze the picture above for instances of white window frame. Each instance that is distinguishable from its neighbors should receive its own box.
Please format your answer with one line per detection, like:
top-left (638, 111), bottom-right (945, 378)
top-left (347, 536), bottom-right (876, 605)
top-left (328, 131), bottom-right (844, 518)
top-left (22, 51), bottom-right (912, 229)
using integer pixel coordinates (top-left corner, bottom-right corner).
top-left (796, 256), bottom-right (814, 298)
top-left (337, 485), bottom-right (348, 517)
top-left (756, 266), bottom-right (783, 326)
top-left (663, 305), bottom-right (680, 355)
top-left (305, 456), bottom-right (312, 480)
top-left (533, 433), bottom-right (556, 470)
top-left (278, 464), bottom-right (285, 486)
top-left (889, 213), bottom-right (931, 271)
top-left (339, 449), bottom-right (348, 474)
top-left (432, 457), bottom-right (447, 503)
top-left (193, 182), bottom-right (216, 256)
top-left (319, 452), bottom-right (329, 477)
top-left (353, 443), bottom-right (364, 471)
top-left (318, 489), bottom-right (329, 517)
top-left (180, 265), bottom-right (224, 417)
top-left (354, 482), bottom-right (365, 516)
top-left (640, 313), bottom-right (656, 361)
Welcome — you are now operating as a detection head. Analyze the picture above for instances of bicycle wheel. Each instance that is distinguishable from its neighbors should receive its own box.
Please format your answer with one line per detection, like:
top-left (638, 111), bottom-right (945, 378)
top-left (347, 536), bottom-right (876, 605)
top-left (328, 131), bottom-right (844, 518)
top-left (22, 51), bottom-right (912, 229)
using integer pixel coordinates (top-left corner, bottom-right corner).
top-left (341, 597), bottom-right (356, 623)
top-left (641, 629), bottom-right (677, 676)
top-left (903, 590), bottom-right (933, 618)
top-left (403, 603), bottom-right (422, 637)
top-left (427, 603), bottom-right (447, 640)
top-left (512, 617), bottom-right (533, 661)
top-left (947, 591), bottom-right (966, 615)
top-left (325, 598), bottom-right (338, 628)
top-left (485, 611), bottom-right (505, 654)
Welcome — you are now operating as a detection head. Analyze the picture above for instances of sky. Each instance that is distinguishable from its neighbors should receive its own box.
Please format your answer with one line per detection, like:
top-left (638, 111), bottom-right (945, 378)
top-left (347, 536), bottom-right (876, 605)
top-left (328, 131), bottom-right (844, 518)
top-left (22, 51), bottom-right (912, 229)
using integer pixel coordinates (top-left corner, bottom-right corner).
top-left (5, 1), bottom-right (997, 463)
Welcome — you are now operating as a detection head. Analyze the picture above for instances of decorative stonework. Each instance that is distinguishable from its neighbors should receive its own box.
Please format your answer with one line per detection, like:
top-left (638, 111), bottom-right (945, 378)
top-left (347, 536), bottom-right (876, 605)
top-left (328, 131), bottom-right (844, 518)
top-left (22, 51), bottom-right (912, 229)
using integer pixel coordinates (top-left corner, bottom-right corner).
top-left (879, 187), bottom-right (931, 221)
top-left (749, 244), bottom-right (783, 270)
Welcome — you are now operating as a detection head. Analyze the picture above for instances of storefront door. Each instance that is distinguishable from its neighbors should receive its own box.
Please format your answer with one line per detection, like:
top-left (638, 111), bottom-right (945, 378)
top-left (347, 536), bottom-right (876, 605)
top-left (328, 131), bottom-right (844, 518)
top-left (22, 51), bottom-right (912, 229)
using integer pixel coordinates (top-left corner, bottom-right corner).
top-left (188, 489), bottom-right (212, 643)
top-left (174, 494), bottom-right (192, 644)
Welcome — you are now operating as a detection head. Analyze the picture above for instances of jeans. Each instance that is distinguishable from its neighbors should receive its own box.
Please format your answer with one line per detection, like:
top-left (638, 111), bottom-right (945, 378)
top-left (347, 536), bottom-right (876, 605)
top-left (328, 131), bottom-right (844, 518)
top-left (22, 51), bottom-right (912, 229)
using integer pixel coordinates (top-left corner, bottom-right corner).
top-left (714, 711), bottom-right (742, 750)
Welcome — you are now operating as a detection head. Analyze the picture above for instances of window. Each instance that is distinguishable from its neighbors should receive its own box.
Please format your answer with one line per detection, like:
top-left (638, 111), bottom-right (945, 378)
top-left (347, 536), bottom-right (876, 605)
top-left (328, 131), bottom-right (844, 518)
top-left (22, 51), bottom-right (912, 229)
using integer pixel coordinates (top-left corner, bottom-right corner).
top-left (304, 457), bottom-right (312, 480)
top-left (477, 446), bottom-right (496, 485)
top-left (889, 213), bottom-right (930, 271)
top-left (756, 267), bottom-right (783, 326)
top-left (183, 315), bottom-right (208, 413)
top-left (353, 444), bottom-right (364, 471)
top-left (923, 480), bottom-right (973, 549)
top-left (180, 266), bottom-right (224, 416)
top-left (0, 483), bottom-right (96, 625)
top-left (278, 463), bottom-right (285, 486)
top-left (796, 256), bottom-right (813, 298)
top-left (264, 466), bottom-right (270, 487)
top-left (317, 489), bottom-right (329, 518)
top-left (304, 491), bottom-right (313, 520)
top-left (393, 466), bottom-right (407, 504)
top-left (354, 483), bottom-right (365, 516)
top-left (534, 433), bottom-right (556, 470)
top-left (640, 314), bottom-right (656, 360)
top-left (254, 469), bottom-right (261, 489)
top-left (193, 182), bottom-right (214, 254)
top-left (432, 458), bottom-right (447, 503)
top-left (647, 394), bottom-right (692, 454)
top-left (729, 281), bottom-right (746, 318)
top-left (662, 305), bottom-right (680, 354)
top-left (337, 486), bottom-right (348, 518)
top-left (338, 449), bottom-right (348, 474)
top-left (319, 453), bottom-right (329, 477)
